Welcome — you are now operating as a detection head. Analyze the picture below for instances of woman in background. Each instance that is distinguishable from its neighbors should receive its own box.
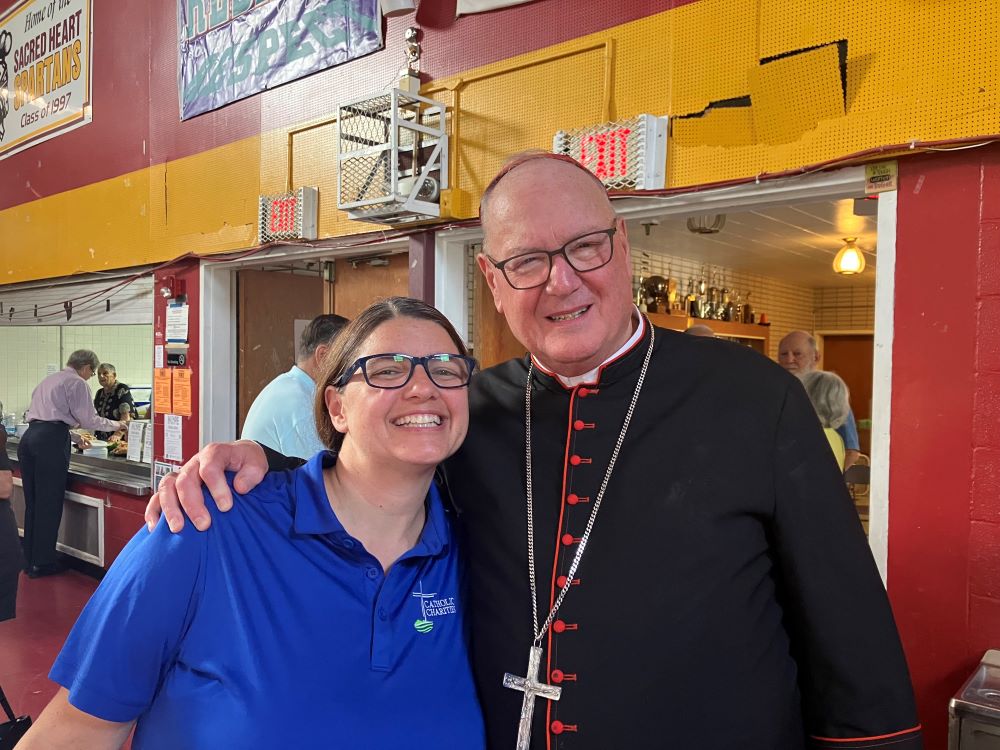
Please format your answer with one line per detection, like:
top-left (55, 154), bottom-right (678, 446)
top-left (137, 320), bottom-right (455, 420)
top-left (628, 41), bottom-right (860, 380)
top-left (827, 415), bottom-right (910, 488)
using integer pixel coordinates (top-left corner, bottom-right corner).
top-left (93, 364), bottom-right (134, 441)
top-left (801, 369), bottom-right (851, 471)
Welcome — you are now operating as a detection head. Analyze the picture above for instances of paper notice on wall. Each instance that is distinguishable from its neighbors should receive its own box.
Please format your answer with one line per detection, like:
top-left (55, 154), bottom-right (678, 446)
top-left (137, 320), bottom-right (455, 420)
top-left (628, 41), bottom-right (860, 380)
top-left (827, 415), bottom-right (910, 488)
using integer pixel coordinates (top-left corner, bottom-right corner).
top-left (142, 420), bottom-right (153, 462)
top-left (126, 421), bottom-right (146, 463)
top-left (456, 0), bottom-right (536, 15)
top-left (154, 345), bottom-right (164, 368)
top-left (163, 414), bottom-right (183, 462)
top-left (153, 461), bottom-right (181, 492)
top-left (154, 369), bottom-right (172, 413)
top-left (172, 369), bottom-right (193, 417)
top-left (46, 364), bottom-right (59, 377)
top-left (166, 303), bottom-right (189, 343)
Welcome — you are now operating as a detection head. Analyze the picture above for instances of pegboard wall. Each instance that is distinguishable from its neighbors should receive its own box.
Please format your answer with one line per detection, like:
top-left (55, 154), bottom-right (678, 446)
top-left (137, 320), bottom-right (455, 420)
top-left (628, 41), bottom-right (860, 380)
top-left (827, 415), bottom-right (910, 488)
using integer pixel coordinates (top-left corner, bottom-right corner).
top-left (427, 0), bottom-right (1000, 199)
top-left (4, 0), bottom-right (999, 284)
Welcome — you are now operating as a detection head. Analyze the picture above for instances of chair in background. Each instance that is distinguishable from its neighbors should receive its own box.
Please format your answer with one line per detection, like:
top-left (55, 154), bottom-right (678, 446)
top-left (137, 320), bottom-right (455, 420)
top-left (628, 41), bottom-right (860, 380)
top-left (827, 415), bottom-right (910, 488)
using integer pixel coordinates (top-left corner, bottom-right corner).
top-left (845, 454), bottom-right (871, 532)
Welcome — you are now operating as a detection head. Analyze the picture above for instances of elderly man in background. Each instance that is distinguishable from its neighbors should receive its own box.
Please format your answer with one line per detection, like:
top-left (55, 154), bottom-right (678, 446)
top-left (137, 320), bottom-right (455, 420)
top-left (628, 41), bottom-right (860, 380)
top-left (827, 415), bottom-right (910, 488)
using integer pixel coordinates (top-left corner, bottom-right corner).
top-left (685, 323), bottom-right (715, 337)
top-left (93, 363), bottom-right (134, 441)
top-left (18, 350), bottom-right (126, 578)
top-left (778, 329), bottom-right (862, 469)
top-left (241, 314), bottom-right (349, 459)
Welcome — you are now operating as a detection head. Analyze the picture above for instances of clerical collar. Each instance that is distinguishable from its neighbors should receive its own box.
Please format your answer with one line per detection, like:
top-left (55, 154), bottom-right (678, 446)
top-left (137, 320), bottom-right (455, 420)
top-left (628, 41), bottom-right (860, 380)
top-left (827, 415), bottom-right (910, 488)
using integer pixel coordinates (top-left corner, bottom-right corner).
top-left (532, 306), bottom-right (646, 388)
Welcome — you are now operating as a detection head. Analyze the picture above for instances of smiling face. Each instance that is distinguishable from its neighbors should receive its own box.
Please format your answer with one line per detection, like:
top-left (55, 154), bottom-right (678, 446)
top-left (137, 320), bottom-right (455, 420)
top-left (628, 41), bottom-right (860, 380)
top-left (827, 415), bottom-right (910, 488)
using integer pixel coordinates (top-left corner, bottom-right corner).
top-left (477, 159), bottom-right (635, 376)
top-left (324, 317), bottom-right (470, 474)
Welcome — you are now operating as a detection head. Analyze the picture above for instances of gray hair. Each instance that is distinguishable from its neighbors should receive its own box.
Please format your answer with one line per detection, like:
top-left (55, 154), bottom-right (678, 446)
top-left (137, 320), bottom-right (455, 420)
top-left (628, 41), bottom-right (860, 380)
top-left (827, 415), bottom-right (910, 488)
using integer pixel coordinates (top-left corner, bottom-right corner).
top-left (66, 349), bottom-right (100, 371)
top-left (98, 363), bottom-right (117, 375)
top-left (299, 314), bottom-right (350, 359)
top-left (801, 370), bottom-right (850, 429)
top-left (780, 330), bottom-right (818, 354)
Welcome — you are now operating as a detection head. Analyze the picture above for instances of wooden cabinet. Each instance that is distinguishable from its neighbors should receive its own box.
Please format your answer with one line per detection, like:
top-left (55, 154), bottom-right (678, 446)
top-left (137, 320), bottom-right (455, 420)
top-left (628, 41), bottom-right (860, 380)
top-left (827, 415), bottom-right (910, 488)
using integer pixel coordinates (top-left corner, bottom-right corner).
top-left (646, 313), bottom-right (771, 354)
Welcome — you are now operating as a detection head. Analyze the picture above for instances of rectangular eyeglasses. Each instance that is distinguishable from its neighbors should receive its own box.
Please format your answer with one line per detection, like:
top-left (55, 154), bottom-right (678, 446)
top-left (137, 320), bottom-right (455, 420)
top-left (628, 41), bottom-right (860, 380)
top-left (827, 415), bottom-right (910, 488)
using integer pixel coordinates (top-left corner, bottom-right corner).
top-left (486, 224), bottom-right (617, 290)
top-left (335, 353), bottom-right (477, 389)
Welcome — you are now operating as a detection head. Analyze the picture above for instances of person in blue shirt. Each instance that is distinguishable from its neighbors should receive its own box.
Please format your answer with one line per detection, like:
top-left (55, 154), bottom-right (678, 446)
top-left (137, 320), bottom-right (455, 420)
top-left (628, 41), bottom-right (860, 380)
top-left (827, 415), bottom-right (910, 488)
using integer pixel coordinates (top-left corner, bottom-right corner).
top-left (241, 313), bottom-right (349, 459)
top-left (19, 297), bottom-right (485, 750)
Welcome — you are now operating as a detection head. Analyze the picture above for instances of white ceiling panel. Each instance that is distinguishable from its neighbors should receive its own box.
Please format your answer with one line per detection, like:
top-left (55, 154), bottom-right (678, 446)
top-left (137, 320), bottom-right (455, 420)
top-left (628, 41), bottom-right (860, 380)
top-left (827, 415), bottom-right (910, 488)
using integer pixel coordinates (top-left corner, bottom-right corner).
top-left (626, 198), bottom-right (878, 288)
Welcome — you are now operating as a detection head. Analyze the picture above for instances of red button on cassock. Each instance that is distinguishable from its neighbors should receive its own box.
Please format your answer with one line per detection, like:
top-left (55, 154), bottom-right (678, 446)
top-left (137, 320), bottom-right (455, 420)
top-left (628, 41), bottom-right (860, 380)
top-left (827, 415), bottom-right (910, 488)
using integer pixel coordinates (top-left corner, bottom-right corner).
top-left (561, 533), bottom-right (575, 547)
top-left (556, 575), bottom-right (568, 587)
top-left (569, 455), bottom-right (582, 466)
top-left (566, 493), bottom-right (579, 505)
top-left (550, 669), bottom-right (565, 683)
top-left (551, 721), bottom-right (565, 734)
top-left (573, 419), bottom-right (585, 431)
top-left (553, 619), bottom-right (566, 633)
top-left (578, 388), bottom-right (590, 397)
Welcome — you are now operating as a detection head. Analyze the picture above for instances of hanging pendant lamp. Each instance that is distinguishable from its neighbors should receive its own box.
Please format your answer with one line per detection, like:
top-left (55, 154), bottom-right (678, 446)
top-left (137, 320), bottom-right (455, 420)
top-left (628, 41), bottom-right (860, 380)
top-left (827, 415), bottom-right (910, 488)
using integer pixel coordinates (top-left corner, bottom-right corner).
top-left (833, 237), bottom-right (866, 275)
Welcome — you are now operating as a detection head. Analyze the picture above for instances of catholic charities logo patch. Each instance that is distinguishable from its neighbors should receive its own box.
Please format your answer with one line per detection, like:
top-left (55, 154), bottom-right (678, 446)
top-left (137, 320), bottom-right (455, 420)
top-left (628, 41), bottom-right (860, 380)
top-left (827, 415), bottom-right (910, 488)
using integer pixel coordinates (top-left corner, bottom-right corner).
top-left (412, 580), bottom-right (458, 634)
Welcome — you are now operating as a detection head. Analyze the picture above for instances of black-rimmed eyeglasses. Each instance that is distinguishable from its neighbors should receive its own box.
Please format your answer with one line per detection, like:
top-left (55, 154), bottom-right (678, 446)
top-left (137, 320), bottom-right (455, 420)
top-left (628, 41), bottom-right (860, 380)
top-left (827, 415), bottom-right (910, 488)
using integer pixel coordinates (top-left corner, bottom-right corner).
top-left (334, 353), bottom-right (478, 390)
top-left (485, 224), bottom-right (617, 290)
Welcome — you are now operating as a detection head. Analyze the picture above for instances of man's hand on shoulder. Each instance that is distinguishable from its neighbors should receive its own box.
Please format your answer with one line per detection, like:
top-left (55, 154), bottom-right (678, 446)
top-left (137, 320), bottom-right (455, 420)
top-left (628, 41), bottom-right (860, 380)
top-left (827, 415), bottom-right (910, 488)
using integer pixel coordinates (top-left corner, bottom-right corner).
top-left (145, 440), bottom-right (268, 533)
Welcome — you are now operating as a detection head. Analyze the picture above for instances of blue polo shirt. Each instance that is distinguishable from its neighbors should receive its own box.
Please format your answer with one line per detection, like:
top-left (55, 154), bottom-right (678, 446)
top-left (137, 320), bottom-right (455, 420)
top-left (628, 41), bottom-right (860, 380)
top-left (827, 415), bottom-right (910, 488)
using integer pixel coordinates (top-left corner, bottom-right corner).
top-left (50, 452), bottom-right (485, 749)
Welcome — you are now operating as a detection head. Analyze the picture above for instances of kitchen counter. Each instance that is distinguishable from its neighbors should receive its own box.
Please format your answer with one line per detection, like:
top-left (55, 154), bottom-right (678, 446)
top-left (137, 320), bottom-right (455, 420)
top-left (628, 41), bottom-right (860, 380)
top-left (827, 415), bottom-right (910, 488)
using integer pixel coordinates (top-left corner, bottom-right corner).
top-left (5, 434), bottom-right (152, 496)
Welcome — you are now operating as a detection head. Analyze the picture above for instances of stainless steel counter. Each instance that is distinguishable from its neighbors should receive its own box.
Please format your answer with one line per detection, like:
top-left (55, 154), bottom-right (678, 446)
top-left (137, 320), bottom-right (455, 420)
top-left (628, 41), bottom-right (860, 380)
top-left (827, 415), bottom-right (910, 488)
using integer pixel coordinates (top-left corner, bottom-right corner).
top-left (5, 434), bottom-right (152, 496)
top-left (949, 649), bottom-right (1000, 748)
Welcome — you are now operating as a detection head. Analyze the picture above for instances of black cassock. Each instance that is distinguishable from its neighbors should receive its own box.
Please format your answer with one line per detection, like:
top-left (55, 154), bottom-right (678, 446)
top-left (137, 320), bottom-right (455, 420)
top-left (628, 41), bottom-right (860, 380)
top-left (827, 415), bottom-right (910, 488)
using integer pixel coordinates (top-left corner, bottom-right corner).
top-left (443, 321), bottom-right (922, 750)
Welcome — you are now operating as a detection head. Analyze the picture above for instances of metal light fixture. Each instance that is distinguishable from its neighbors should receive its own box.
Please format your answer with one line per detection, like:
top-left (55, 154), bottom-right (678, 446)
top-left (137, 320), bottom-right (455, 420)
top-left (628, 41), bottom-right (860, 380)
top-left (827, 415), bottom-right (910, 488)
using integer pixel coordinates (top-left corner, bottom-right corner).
top-left (833, 237), bottom-right (866, 275)
top-left (686, 214), bottom-right (726, 234)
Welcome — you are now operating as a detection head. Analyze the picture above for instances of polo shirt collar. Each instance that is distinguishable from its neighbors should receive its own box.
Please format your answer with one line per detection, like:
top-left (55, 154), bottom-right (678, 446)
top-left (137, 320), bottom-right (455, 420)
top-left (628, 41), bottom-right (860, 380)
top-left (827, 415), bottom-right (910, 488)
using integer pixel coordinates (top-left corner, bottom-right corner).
top-left (292, 451), bottom-right (449, 556)
top-left (289, 364), bottom-right (316, 387)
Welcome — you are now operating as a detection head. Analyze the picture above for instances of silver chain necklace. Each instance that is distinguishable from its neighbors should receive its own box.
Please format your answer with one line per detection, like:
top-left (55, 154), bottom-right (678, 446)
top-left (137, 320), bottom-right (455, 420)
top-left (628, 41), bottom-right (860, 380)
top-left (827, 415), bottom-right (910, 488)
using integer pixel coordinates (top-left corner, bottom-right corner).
top-left (502, 323), bottom-right (655, 750)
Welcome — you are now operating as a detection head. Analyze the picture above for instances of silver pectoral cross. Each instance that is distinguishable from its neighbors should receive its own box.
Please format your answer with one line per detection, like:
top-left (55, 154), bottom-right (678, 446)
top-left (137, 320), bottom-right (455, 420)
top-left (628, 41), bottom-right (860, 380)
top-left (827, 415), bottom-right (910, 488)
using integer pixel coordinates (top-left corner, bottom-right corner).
top-left (502, 646), bottom-right (562, 750)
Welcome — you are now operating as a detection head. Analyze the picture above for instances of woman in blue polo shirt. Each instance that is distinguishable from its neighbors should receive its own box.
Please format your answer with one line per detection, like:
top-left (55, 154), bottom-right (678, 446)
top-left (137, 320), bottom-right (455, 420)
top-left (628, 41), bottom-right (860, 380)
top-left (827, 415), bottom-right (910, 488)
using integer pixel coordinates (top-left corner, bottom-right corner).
top-left (20, 298), bottom-right (486, 750)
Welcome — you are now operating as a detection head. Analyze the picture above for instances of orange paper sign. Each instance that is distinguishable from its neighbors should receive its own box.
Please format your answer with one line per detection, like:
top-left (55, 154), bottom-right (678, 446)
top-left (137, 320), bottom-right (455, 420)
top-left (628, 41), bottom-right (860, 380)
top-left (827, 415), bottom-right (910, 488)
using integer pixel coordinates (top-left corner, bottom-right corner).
top-left (172, 368), bottom-right (193, 417)
top-left (153, 369), bottom-right (172, 413)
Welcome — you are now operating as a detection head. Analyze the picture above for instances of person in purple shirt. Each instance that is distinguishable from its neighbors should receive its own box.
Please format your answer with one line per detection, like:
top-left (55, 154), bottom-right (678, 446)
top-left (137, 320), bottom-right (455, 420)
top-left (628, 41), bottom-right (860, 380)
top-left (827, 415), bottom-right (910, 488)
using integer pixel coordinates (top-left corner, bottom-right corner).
top-left (18, 350), bottom-right (125, 578)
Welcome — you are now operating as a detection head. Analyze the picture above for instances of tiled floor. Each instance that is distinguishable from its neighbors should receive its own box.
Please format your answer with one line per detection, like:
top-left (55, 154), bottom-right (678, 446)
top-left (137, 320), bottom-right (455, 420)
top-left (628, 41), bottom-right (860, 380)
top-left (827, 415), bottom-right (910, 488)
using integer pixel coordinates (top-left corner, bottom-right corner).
top-left (0, 567), bottom-right (98, 732)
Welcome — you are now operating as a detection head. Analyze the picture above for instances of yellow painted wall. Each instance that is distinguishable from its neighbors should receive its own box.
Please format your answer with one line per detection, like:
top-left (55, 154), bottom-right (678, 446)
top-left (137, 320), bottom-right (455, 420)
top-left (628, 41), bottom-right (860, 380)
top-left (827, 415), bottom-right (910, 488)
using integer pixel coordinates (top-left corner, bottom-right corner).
top-left (2, 0), bottom-right (998, 283)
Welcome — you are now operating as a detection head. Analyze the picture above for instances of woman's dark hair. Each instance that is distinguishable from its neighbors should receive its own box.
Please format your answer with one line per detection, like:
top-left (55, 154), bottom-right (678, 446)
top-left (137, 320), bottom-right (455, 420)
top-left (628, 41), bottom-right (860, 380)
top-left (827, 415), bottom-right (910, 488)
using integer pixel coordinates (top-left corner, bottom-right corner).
top-left (314, 297), bottom-right (469, 451)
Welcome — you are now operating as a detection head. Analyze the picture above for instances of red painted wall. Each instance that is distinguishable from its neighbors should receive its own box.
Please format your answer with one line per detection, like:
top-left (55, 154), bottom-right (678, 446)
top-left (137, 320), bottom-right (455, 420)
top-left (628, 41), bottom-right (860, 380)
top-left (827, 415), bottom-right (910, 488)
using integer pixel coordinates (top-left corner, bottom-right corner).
top-left (151, 260), bottom-right (201, 469)
top-left (891, 147), bottom-right (1000, 746)
top-left (0, 0), bottom-right (154, 211)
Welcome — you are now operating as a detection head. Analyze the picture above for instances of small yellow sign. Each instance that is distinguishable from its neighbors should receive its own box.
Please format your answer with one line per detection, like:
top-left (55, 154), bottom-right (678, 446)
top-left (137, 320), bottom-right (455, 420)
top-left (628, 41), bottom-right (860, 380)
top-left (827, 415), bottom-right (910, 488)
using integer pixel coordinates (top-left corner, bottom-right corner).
top-left (865, 161), bottom-right (898, 194)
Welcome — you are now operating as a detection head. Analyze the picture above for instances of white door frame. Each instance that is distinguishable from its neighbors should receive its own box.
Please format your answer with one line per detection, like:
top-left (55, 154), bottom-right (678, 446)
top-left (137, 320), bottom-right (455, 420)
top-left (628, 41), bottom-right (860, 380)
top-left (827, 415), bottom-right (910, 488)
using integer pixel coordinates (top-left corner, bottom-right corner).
top-left (199, 240), bottom-right (409, 444)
